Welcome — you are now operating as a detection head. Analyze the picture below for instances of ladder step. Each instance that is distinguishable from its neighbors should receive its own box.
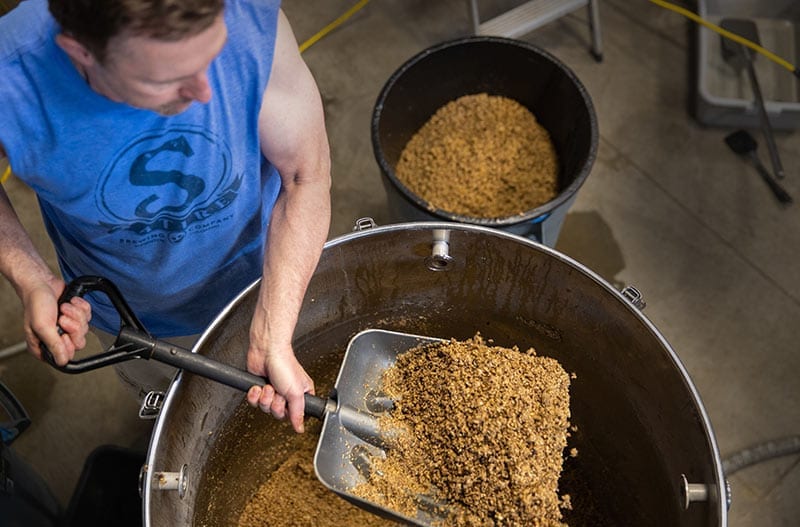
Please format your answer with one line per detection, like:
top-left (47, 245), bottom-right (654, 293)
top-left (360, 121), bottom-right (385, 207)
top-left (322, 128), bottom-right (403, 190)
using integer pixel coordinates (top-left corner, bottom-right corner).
top-left (477, 0), bottom-right (589, 39)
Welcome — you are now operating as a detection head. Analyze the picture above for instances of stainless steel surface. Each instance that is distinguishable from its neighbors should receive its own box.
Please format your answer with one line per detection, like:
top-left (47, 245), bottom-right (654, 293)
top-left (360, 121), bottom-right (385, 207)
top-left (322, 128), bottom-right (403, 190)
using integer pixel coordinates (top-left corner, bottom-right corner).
top-left (143, 222), bottom-right (727, 526)
top-left (114, 293), bottom-right (435, 521)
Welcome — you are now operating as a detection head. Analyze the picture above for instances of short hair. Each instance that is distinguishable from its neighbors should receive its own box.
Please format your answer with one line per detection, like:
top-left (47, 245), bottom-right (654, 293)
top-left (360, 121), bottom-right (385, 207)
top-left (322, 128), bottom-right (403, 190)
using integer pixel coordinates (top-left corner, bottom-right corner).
top-left (48, 0), bottom-right (224, 63)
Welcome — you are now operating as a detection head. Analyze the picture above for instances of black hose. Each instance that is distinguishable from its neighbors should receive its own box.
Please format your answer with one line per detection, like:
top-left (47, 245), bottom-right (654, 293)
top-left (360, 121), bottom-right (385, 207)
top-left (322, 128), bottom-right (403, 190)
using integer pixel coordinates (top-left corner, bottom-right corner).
top-left (722, 435), bottom-right (800, 476)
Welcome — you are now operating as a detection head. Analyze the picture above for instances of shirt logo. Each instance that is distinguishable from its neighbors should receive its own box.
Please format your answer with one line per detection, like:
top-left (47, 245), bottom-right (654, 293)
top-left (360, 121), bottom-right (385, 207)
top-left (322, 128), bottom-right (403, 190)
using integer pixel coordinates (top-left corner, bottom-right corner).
top-left (97, 128), bottom-right (240, 244)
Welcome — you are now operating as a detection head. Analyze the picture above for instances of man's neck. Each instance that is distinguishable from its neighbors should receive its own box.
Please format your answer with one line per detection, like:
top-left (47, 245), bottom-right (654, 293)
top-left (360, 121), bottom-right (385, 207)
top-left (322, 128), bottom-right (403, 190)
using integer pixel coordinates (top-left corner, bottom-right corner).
top-left (68, 56), bottom-right (92, 87)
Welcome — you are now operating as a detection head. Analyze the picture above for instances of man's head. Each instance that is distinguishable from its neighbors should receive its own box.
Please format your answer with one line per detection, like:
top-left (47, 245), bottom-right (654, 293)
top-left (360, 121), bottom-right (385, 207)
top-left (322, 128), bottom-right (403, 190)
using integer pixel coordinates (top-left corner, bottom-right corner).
top-left (49, 0), bottom-right (224, 63)
top-left (50, 0), bottom-right (226, 115)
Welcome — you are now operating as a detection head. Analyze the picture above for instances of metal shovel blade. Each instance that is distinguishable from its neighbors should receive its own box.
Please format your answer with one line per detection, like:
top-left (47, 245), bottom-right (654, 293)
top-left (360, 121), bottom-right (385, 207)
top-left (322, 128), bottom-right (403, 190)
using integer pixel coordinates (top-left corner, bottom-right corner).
top-left (314, 329), bottom-right (447, 526)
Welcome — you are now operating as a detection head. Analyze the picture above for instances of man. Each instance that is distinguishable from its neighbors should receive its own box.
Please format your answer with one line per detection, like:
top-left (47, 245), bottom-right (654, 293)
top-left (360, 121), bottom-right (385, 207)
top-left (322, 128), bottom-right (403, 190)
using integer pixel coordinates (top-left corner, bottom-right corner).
top-left (0, 0), bottom-right (331, 434)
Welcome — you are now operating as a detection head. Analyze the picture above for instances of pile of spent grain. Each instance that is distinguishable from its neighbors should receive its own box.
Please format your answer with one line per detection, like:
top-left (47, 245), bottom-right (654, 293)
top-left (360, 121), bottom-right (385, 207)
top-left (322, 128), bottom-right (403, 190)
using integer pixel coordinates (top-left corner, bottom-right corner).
top-left (352, 335), bottom-right (573, 526)
top-left (395, 93), bottom-right (559, 218)
top-left (237, 430), bottom-right (394, 527)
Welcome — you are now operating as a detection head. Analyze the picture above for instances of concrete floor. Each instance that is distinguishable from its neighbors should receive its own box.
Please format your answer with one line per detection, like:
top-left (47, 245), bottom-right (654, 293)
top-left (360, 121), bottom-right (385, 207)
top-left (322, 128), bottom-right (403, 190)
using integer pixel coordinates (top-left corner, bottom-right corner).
top-left (2, 0), bottom-right (799, 525)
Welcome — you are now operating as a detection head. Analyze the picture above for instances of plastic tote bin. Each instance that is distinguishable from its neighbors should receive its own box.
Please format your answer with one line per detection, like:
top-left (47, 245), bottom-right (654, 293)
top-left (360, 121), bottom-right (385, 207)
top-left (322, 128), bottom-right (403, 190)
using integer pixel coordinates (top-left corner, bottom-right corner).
top-left (695, 0), bottom-right (800, 130)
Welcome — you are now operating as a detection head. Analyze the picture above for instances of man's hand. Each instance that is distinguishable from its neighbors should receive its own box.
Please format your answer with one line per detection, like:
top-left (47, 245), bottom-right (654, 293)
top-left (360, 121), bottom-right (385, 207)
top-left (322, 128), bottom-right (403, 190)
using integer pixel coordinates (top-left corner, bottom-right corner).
top-left (24, 279), bottom-right (91, 365)
top-left (245, 339), bottom-right (314, 434)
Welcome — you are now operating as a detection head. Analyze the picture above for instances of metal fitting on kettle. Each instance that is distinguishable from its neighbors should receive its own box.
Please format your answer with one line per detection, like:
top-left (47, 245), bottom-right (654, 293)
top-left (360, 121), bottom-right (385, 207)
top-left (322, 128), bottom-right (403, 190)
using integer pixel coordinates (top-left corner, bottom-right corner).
top-left (141, 464), bottom-right (188, 499)
top-left (426, 229), bottom-right (453, 271)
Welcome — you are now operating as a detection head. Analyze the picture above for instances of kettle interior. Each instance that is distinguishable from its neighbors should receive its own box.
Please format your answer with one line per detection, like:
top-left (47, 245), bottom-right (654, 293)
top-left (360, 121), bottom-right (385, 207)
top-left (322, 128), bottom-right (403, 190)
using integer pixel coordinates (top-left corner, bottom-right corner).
top-left (144, 223), bottom-right (726, 527)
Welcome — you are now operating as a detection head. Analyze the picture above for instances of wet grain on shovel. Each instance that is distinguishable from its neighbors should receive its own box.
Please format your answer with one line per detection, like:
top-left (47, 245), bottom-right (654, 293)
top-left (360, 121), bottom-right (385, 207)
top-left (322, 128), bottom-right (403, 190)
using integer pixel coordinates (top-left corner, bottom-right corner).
top-left (352, 335), bottom-right (573, 526)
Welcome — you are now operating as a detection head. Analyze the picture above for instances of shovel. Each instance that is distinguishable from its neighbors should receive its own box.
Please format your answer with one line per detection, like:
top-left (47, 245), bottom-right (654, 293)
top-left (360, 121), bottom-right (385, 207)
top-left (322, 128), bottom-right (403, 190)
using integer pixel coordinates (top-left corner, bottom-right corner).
top-left (43, 275), bottom-right (447, 526)
top-left (724, 129), bottom-right (792, 205)
top-left (719, 18), bottom-right (785, 180)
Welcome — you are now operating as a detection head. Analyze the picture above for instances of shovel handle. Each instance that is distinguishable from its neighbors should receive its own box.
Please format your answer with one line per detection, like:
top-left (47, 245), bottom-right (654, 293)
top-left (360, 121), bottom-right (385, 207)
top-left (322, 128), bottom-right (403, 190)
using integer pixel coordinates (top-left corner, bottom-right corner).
top-left (749, 154), bottom-right (792, 205)
top-left (43, 276), bottom-right (328, 419)
top-left (141, 333), bottom-right (327, 418)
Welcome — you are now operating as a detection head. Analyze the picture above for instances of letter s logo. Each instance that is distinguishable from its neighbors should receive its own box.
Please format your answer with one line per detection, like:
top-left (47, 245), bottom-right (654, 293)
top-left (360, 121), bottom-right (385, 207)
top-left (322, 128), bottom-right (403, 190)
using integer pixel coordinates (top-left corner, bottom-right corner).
top-left (130, 135), bottom-right (205, 218)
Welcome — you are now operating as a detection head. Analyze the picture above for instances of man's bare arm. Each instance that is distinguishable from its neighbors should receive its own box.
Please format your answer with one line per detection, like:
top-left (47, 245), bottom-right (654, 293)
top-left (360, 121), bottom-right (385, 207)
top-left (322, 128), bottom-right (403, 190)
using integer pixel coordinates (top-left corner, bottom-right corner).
top-left (0, 147), bottom-right (91, 363)
top-left (245, 9), bottom-right (332, 433)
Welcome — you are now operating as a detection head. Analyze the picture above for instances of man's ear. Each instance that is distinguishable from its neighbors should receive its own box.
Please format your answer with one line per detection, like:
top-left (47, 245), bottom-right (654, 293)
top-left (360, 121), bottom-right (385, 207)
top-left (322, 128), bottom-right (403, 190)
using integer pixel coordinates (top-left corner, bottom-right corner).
top-left (55, 33), bottom-right (96, 68)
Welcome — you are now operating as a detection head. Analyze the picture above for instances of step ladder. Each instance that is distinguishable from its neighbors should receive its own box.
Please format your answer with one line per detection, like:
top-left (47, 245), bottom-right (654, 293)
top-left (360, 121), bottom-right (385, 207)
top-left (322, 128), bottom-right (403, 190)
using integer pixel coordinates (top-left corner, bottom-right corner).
top-left (467, 0), bottom-right (603, 61)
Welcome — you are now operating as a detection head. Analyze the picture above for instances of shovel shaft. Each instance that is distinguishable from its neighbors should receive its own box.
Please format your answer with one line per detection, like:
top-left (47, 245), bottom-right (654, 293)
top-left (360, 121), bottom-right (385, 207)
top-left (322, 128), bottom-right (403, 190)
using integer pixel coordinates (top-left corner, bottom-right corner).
top-left (745, 57), bottom-right (785, 179)
top-left (123, 328), bottom-right (329, 419)
top-left (748, 152), bottom-right (792, 204)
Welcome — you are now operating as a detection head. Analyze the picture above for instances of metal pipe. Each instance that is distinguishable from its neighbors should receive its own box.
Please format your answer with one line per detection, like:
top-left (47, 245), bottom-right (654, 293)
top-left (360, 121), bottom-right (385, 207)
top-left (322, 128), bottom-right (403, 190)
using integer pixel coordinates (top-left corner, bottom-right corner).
top-left (0, 341), bottom-right (27, 361)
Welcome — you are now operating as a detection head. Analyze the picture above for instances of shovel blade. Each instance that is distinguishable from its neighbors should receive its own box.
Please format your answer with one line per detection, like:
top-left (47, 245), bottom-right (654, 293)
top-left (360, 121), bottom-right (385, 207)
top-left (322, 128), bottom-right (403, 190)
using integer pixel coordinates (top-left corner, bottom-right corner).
top-left (720, 18), bottom-right (760, 71)
top-left (313, 329), bottom-right (445, 526)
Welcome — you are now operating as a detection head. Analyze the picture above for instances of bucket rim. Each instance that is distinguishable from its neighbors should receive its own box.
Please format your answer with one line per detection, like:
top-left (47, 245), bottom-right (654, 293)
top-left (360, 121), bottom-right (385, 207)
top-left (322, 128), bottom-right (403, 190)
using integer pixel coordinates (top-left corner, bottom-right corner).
top-left (371, 35), bottom-right (599, 227)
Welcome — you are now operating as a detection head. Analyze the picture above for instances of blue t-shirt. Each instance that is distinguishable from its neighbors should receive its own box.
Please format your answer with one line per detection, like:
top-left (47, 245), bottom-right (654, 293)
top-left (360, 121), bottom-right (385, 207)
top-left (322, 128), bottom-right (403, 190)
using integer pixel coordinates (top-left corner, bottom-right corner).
top-left (0, 0), bottom-right (282, 336)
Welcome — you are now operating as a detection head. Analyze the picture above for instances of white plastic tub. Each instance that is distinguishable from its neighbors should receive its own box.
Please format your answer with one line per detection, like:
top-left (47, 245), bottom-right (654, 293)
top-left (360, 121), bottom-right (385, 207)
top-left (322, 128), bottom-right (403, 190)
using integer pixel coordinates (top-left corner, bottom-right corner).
top-left (695, 0), bottom-right (800, 129)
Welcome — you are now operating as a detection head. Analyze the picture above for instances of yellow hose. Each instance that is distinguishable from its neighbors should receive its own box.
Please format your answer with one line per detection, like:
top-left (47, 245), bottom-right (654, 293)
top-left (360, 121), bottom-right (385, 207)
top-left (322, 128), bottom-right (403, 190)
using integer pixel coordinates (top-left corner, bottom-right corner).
top-left (299, 0), bottom-right (372, 53)
top-left (649, 0), bottom-right (799, 76)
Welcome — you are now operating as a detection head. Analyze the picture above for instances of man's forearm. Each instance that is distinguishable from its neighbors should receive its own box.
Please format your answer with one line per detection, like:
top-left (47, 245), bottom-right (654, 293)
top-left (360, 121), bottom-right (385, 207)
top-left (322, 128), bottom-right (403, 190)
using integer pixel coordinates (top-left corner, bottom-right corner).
top-left (256, 172), bottom-right (330, 354)
top-left (1, 182), bottom-right (91, 363)
top-left (0, 184), bottom-right (57, 299)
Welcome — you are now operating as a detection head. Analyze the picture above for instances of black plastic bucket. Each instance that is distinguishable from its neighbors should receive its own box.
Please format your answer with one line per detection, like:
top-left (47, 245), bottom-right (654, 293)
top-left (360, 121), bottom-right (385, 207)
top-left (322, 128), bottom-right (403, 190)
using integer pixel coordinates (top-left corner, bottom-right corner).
top-left (371, 36), bottom-right (598, 246)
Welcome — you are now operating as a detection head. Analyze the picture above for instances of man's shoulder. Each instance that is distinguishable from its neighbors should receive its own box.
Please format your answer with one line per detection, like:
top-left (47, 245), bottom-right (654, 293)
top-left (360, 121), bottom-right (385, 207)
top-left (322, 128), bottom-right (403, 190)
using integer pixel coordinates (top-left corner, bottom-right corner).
top-left (221, 0), bottom-right (281, 57)
top-left (0, 0), bottom-right (54, 62)
top-left (228, 0), bottom-right (281, 12)
top-left (226, 0), bottom-right (281, 23)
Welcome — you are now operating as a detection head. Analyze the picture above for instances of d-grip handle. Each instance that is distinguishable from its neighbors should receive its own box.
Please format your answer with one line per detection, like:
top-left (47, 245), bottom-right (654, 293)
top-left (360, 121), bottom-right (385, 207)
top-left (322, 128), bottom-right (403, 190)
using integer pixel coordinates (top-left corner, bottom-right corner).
top-left (41, 275), bottom-right (150, 373)
top-left (43, 276), bottom-right (328, 419)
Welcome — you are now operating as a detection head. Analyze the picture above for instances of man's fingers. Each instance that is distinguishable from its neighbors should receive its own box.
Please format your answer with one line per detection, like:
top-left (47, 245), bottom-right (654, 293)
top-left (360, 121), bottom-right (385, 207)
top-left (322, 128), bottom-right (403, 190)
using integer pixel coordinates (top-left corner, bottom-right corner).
top-left (270, 394), bottom-right (287, 420)
top-left (57, 307), bottom-right (89, 350)
top-left (256, 385), bottom-right (278, 416)
top-left (287, 397), bottom-right (305, 434)
top-left (31, 330), bottom-right (66, 365)
top-left (60, 301), bottom-right (90, 325)
top-left (246, 380), bottom-right (307, 433)
top-left (71, 296), bottom-right (92, 318)
top-left (22, 282), bottom-right (90, 367)
top-left (246, 386), bottom-right (262, 407)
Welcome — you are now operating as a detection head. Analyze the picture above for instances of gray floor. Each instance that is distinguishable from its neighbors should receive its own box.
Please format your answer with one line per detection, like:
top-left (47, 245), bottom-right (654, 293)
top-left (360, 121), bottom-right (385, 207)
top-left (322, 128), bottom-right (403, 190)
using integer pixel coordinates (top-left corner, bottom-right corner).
top-left (2, 0), bottom-right (799, 525)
